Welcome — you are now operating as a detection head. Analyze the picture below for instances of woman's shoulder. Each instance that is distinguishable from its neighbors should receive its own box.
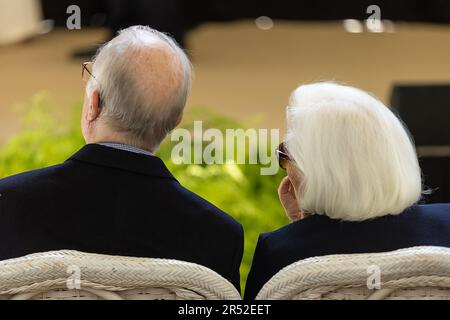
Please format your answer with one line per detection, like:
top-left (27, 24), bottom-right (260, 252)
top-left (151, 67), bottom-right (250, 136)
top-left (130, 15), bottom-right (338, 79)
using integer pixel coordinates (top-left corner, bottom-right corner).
top-left (407, 203), bottom-right (450, 215)
top-left (259, 214), bottom-right (333, 244)
top-left (262, 203), bottom-right (450, 243)
top-left (401, 203), bottom-right (450, 223)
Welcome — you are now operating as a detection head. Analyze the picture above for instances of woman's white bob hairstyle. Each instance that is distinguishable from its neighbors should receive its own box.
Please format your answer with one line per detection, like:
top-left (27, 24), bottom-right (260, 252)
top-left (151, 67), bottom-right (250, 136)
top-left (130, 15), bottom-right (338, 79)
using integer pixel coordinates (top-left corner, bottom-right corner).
top-left (286, 82), bottom-right (422, 221)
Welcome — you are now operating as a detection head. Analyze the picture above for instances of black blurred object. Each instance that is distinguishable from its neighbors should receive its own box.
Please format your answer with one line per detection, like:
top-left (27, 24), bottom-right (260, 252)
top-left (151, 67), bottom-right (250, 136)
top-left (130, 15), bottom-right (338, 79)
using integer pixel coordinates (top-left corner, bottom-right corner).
top-left (419, 157), bottom-right (450, 204)
top-left (391, 84), bottom-right (450, 203)
top-left (42, 0), bottom-right (187, 59)
top-left (41, 0), bottom-right (105, 27)
top-left (106, 0), bottom-right (186, 46)
top-left (41, 0), bottom-right (450, 28)
top-left (41, 0), bottom-right (450, 58)
top-left (391, 85), bottom-right (450, 146)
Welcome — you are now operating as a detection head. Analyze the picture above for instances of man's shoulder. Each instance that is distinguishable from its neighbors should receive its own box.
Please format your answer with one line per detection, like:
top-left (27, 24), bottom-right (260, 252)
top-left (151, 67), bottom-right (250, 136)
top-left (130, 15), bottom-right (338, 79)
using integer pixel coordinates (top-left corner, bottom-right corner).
top-left (0, 163), bottom-right (68, 190)
top-left (169, 182), bottom-right (243, 232)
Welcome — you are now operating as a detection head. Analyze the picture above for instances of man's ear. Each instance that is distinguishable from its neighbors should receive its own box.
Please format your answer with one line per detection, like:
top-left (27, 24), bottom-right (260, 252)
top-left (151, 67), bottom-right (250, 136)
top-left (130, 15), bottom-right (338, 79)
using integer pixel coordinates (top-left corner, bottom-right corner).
top-left (87, 90), bottom-right (102, 122)
top-left (175, 113), bottom-right (183, 127)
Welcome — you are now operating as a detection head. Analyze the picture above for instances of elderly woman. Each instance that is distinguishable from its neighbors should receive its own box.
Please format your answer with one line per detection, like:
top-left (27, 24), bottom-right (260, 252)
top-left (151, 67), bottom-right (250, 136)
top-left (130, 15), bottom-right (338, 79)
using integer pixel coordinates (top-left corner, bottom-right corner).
top-left (244, 82), bottom-right (450, 300)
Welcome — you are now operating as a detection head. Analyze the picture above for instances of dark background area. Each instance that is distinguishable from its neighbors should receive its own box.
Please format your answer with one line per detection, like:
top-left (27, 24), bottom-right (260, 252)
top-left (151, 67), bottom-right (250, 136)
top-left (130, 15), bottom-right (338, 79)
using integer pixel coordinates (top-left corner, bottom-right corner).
top-left (41, 0), bottom-right (450, 43)
top-left (38, 0), bottom-right (450, 203)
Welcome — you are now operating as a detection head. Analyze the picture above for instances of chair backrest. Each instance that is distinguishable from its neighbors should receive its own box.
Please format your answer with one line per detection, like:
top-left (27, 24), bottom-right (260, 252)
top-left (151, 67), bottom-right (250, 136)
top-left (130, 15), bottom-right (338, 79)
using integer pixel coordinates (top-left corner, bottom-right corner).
top-left (0, 250), bottom-right (241, 300)
top-left (256, 246), bottom-right (450, 300)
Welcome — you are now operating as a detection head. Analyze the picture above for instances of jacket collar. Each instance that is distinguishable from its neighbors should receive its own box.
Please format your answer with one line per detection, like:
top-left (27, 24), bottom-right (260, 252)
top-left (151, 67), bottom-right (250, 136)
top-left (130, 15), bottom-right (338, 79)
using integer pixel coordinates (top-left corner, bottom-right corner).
top-left (67, 144), bottom-right (177, 181)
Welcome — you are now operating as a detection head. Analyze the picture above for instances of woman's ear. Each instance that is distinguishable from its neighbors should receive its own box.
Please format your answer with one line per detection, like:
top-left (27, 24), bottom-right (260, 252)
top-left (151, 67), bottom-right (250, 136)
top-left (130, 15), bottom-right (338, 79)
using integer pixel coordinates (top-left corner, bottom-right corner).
top-left (87, 90), bottom-right (102, 122)
top-left (287, 163), bottom-right (302, 196)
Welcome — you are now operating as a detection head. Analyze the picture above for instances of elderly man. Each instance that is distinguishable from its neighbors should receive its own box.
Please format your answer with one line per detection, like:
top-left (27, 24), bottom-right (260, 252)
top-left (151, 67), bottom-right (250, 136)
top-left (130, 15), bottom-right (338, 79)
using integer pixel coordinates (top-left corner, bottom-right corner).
top-left (0, 26), bottom-right (243, 292)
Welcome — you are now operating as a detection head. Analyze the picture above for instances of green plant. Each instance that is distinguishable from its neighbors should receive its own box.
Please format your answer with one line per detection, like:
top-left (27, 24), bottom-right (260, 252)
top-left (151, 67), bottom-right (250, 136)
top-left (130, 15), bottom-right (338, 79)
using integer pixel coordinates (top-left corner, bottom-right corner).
top-left (0, 94), bottom-right (288, 293)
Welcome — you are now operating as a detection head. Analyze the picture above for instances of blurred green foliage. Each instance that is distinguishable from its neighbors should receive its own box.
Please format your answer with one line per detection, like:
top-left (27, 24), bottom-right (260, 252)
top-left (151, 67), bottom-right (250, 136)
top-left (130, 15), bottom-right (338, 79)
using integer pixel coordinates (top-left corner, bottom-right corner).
top-left (0, 94), bottom-right (288, 292)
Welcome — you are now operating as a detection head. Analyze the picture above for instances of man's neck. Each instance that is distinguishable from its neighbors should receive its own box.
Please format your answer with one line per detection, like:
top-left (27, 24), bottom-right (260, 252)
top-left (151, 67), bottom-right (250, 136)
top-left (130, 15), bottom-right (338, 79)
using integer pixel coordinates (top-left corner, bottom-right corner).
top-left (85, 122), bottom-right (154, 152)
top-left (88, 132), bottom-right (153, 153)
top-left (97, 142), bottom-right (154, 156)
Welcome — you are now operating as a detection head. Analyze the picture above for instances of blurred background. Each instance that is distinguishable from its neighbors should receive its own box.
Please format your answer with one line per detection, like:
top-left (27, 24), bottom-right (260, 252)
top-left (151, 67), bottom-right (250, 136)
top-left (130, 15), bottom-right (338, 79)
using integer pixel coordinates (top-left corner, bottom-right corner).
top-left (1, 0), bottom-right (450, 290)
top-left (3, 1), bottom-right (450, 141)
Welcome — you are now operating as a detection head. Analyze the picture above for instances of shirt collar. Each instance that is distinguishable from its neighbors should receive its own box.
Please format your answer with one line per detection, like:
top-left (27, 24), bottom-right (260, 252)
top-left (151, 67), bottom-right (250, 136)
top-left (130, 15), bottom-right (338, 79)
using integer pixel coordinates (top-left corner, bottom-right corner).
top-left (97, 142), bottom-right (153, 156)
top-left (68, 144), bottom-right (176, 181)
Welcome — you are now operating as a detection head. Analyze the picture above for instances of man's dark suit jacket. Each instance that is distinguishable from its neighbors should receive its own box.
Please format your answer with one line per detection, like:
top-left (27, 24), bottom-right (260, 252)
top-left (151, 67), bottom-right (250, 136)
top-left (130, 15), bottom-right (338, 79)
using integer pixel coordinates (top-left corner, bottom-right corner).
top-left (244, 204), bottom-right (450, 299)
top-left (0, 144), bottom-right (244, 292)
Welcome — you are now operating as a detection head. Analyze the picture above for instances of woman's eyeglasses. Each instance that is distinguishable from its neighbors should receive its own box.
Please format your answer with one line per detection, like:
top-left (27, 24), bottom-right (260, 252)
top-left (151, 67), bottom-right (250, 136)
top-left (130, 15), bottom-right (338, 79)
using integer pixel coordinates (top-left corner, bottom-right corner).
top-left (276, 142), bottom-right (291, 170)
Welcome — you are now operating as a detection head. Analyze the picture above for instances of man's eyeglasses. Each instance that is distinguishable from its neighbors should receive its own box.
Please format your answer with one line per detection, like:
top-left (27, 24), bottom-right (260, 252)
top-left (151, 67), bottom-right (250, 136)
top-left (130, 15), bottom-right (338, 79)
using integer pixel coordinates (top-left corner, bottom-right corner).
top-left (82, 62), bottom-right (97, 82)
top-left (82, 61), bottom-right (103, 107)
top-left (276, 142), bottom-right (291, 170)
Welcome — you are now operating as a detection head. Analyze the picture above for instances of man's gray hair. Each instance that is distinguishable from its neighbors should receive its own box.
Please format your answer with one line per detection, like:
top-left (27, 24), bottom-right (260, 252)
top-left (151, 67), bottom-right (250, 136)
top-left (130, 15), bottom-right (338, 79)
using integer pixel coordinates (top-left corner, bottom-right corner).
top-left (87, 25), bottom-right (192, 150)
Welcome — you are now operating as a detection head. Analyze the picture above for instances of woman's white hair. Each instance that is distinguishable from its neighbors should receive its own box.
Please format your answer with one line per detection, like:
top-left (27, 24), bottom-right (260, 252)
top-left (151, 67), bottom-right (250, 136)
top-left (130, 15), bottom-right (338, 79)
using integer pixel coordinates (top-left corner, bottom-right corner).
top-left (286, 82), bottom-right (422, 221)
